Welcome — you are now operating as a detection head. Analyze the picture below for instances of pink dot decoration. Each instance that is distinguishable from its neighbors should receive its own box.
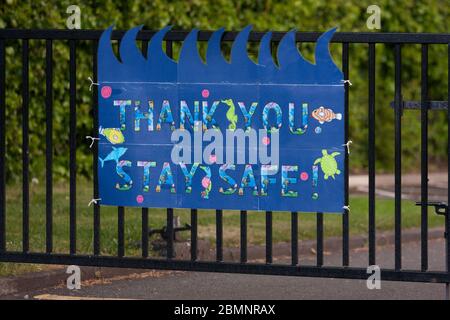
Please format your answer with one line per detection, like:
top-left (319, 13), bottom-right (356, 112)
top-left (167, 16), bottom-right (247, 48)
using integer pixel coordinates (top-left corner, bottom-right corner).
top-left (101, 86), bottom-right (112, 98)
top-left (136, 195), bottom-right (144, 203)
top-left (202, 177), bottom-right (211, 188)
top-left (201, 89), bottom-right (210, 98)
top-left (262, 137), bottom-right (270, 145)
top-left (300, 172), bottom-right (309, 181)
top-left (209, 154), bottom-right (217, 163)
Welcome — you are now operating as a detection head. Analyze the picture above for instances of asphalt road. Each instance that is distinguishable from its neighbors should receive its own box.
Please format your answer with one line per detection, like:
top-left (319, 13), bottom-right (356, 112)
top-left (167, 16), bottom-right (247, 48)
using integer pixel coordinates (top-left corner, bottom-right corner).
top-left (5, 237), bottom-right (450, 300)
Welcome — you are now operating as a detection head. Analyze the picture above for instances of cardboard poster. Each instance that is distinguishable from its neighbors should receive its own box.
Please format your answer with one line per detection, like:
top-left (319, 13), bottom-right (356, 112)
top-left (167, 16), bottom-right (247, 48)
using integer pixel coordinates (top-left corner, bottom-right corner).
top-left (97, 25), bottom-right (345, 212)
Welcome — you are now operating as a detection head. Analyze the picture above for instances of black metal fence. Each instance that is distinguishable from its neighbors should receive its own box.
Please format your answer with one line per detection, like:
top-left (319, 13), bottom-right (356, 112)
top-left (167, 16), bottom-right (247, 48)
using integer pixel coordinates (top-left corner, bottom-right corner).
top-left (0, 29), bottom-right (450, 285)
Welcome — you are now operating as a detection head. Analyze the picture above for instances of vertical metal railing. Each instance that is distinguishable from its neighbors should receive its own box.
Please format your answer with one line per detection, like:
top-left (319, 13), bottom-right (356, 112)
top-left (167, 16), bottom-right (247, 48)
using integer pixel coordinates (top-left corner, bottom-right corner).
top-left (291, 211), bottom-right (298, 266)
top-left (0, 37), bottom-right (5, 253)
top-left (216, 209), bottom-right (223, 262)
top-left (140, 38), bottom-right (149, 259)
top-left (118, 206), bottom-right (125, 257)
top-left (191, 209), bottom-right (198, 261)
top-left (240, 210), bottom-right (247, 263)
top-left (266, 211), bottom-right (272, 264)
top-left (142, 208), bottom-right (149, 258)
top-left (342, 42), bottom-right (350, 267)
top-left (92, 39), bottom-right (101, 256)
top-left (22, 38), bottom-right (29, 253)
top-left (420, 44), bottom-right (429, 272)
top-left (45, 39), bottom-right (53, 254)
top-left (166, 207), bottom-right (174, 259)
top-left (316, 212), bottom-right (323, 266)
top-left (394, 44), bottom-right (402, 271)
top-left (165, 39), bottom-right (174, 260)
top-left (69, 39), bottom-right (77, 255)
top-left (446, 43), bottom-right (450, 296)
top-left (368, 43), bottom-right (376, 265)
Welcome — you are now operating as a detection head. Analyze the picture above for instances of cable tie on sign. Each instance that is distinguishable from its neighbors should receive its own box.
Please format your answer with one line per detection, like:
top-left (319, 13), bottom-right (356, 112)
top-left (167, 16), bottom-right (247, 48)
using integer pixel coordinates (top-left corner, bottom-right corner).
top-left (88, 198), bottom-right (101, 207)
top-left (342, 140), bottom-right (353, 154)
top-left (86, 136), bottom-right (100, 148)
top-left (343, 205), bottom-right (350, 212)
top-left (341, 79), bottom-right (352, 86)
top-left (88, 77), bottom-right (99, 91)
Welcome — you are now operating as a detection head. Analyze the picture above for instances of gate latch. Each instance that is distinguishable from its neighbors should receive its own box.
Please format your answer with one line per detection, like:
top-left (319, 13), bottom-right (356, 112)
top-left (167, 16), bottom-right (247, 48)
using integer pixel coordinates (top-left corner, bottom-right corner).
top-left (415, 201), bottom-right (448, 216)
top-left (149, 223), bottom-right (192, 241)
top-left (390, 101), bottom-right (448, 111)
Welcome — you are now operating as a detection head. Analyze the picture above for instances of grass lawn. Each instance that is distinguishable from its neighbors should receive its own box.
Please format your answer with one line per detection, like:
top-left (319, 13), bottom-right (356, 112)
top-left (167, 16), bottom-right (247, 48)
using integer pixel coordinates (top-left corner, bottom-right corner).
top-left (0, 179), bottom-right (445, 276)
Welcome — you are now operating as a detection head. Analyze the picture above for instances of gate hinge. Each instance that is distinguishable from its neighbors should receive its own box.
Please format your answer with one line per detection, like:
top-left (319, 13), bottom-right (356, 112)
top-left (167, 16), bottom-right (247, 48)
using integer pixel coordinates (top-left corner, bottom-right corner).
top-left (415, 201), bottom-right (448, 216)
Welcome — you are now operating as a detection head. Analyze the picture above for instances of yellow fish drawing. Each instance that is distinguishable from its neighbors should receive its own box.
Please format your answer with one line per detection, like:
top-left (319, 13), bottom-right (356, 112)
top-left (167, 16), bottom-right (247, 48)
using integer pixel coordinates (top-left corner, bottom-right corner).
top-left (99, 126), bottom-right (125, 144)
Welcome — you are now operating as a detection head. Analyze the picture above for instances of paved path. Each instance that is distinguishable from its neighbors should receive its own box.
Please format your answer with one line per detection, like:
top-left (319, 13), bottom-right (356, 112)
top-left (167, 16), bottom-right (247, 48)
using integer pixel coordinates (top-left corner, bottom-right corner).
top-left (350, 172), bottom-right (448, 189)
top-left (350, 172), bottom-right (448, 201)
top-left (3, 237), bottom-right (449, 300)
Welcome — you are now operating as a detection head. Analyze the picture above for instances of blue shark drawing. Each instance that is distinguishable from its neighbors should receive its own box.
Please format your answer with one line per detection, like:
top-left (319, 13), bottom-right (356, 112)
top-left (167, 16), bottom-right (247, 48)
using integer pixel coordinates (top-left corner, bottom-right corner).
top-left (99, 147), bottom-right (128, 168)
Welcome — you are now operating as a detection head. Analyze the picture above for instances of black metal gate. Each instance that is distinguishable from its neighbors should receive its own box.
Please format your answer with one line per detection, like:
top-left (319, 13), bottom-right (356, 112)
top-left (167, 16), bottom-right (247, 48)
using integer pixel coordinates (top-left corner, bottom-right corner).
top-left (0, 29), bottom-right (450, 285)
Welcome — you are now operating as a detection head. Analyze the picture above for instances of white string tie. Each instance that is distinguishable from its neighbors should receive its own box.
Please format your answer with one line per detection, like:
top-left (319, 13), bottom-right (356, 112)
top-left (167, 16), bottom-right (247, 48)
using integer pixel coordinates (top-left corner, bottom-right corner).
top-left (86, 136), bottom-right (100, 148)
top-left (88, 198), bottom-right (102, 207)
top-left (343, 205), bottom-right (350, 212)
top-left (88, 77), bottom-right (99, 91)
top-left (342, 140), bottom-right (353, 154)
top-left (341, 79), bottom-right (352, 86)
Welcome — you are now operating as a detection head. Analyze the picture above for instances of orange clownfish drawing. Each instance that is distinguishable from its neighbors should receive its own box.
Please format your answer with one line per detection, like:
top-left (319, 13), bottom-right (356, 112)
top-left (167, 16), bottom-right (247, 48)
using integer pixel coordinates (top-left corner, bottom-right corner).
top-left (312, 106), bottom-right (342, 124)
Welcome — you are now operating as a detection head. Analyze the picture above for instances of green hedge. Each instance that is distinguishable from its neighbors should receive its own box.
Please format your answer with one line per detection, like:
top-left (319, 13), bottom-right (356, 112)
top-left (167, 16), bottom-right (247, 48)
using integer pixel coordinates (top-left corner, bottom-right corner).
top-left (0, 0), bottom-right (448, 182)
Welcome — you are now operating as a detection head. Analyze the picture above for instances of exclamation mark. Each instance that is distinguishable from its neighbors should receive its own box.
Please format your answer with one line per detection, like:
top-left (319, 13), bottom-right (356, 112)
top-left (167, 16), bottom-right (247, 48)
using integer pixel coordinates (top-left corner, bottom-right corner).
top-left (312, 165), bottom-right (319, 200)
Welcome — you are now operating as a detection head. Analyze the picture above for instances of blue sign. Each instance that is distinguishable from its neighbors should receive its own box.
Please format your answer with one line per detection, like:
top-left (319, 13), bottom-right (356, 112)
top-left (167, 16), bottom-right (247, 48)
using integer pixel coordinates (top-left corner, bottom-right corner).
top-left (97, 25), bottom-right (345, 213)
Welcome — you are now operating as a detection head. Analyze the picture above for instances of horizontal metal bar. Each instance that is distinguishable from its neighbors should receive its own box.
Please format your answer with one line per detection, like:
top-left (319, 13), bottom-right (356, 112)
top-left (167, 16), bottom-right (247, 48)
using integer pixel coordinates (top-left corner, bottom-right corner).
top-left (0, 252), bottom-right (449, 283)
top-left (390, 100), bottom-right (448, 110)
top-left (0, 29), bottom-right (449, 44)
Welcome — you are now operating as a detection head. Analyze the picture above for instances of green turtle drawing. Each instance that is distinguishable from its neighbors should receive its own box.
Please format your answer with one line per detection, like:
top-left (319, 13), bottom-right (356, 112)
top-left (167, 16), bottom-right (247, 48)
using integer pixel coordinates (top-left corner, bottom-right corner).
top-left (221, 99), bottom-right (238, 130)
top-left (313, 149), bottom-right (341, 180)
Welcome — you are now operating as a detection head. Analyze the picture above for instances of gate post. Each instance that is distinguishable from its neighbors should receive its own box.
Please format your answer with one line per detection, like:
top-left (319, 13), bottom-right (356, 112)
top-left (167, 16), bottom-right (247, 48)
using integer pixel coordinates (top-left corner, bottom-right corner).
top-left (446, 43), bottom-right (450, 300)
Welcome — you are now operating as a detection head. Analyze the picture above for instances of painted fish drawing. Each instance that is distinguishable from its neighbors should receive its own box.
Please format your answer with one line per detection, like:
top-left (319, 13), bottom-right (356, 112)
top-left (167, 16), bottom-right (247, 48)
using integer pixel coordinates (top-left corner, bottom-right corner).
top-left (99, 126), bottom-right (125, 144)
top-left (312, 106), bottom-right (342, 124)
top-left (99, 147), bottom-right (127, 167)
